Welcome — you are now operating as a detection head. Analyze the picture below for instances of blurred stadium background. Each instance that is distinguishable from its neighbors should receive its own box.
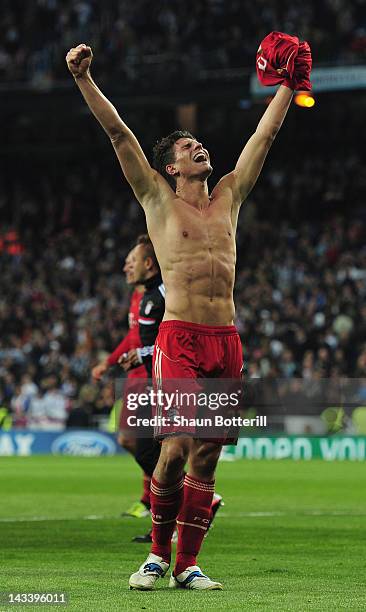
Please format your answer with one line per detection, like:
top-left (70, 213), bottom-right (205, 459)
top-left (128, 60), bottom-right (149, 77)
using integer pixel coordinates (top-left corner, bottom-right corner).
top-left (1, 0), bottom-right (366, 443)
top-left (1, 2), bottom-right (366, 609)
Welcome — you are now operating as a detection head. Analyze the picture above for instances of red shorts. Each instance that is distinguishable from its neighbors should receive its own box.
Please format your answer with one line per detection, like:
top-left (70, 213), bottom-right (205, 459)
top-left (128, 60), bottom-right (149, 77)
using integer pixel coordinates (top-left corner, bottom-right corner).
top-left (152, 320), bottom-right (243, 443)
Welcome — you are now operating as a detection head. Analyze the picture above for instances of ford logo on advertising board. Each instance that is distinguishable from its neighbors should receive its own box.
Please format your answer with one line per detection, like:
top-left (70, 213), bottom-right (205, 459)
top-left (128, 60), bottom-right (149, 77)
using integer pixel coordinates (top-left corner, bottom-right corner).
top-left (51, 431), bottom-right (117, 456)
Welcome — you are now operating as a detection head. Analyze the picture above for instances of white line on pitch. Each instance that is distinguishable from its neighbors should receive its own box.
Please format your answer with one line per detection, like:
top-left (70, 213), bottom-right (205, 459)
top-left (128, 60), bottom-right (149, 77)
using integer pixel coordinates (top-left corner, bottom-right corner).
top-left (219, 510), bottom-right (364, 517)
top-left (0, 510), bottom-right (364, 523)
top-left (0, 515), bottom-right (113, 523)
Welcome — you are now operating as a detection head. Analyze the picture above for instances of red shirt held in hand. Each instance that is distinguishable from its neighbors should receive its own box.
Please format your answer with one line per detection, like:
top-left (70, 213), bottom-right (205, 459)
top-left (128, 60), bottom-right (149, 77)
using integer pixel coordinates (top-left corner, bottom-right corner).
top-left (256, 31), bottom-right (312, 91)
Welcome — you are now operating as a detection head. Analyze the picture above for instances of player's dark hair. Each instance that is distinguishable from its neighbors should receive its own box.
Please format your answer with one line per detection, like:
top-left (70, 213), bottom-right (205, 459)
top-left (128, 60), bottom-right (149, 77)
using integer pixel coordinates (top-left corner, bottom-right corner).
top-left (136, 234), bottom-right (159, 271)
top-left (152, 130), bottom-right (195, 189)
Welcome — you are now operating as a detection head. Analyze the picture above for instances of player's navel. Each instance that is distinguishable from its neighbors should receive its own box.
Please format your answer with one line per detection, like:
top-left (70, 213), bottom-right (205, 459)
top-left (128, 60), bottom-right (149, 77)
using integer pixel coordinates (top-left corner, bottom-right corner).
top-left (182, 231), bottom-right (189, 238)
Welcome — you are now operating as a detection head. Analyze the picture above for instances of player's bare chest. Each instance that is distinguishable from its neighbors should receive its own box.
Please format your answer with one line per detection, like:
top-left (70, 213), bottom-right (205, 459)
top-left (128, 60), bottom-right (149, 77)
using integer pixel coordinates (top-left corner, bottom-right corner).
top-left (169, 201), bottom-right (233, 245)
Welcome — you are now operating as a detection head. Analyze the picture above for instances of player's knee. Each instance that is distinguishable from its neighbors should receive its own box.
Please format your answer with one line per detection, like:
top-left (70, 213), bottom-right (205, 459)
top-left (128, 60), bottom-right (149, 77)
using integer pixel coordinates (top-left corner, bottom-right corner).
top-left (164, 445), bottom-right (187, 472)
top-left (191, 442), bottom-right (222, 478)
top-left (159, 439), bottom-right (189, 478)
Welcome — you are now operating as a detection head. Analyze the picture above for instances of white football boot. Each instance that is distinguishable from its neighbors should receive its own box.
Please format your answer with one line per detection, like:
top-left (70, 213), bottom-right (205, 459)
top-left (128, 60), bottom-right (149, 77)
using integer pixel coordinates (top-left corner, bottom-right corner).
top-left (129, 553), bottom-right (169, 590)
top-left (169, 566), bottom-right (223, 590)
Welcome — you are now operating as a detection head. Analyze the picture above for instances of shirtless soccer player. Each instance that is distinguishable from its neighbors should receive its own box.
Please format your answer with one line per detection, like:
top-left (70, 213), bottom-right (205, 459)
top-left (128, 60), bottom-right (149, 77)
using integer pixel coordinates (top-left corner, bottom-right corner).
top-left (67, 42), bottom-right (304, 591)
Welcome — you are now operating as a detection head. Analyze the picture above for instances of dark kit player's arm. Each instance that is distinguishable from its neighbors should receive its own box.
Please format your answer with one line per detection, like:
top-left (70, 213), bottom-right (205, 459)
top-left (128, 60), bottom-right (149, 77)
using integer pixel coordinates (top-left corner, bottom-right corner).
top-left (65, 44), bottom-right (169, 206)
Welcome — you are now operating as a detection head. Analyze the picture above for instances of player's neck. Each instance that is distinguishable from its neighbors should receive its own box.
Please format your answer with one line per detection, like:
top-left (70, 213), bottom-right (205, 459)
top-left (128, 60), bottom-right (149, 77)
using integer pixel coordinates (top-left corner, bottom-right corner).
top-left (176, 177), bottom-right (210, 210)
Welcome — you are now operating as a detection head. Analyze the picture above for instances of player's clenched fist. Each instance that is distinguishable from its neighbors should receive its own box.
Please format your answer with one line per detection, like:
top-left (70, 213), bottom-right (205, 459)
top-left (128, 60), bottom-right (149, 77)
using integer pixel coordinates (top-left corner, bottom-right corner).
top-left (66, 43), bottom-right (93, 78)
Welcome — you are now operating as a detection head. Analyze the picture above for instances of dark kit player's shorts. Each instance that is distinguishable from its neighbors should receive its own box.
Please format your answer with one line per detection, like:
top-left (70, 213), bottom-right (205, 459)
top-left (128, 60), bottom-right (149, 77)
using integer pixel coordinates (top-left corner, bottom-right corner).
top-left (119, 374), bottom-right (147, 434)
top-left (152, 320), bottom-right (243, 443)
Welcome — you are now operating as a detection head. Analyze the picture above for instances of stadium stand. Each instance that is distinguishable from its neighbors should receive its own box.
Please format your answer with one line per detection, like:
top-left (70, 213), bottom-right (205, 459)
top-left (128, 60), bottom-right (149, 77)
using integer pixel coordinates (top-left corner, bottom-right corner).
top-left (0, 0), bottom-right (365, 85)
top-left (1, 2), bottom-right (365, 430)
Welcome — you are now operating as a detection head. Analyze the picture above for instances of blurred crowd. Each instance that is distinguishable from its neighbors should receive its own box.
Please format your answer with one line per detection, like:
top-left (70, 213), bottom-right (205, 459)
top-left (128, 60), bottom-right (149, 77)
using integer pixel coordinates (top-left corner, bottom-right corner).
top-left (1, 143), bottom-right (365, 429)
top-left (0, 0), bottom-right (366, 85)
top-left (236, 216), bottom-right (366, 380)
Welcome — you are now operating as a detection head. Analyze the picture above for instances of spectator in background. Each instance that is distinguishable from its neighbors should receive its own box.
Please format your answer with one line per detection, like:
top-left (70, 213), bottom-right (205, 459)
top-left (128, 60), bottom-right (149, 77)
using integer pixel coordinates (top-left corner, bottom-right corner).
top-left (0, 1), bottom-right (365, 85)
top-left (27, 376), bottom-right (69, 430)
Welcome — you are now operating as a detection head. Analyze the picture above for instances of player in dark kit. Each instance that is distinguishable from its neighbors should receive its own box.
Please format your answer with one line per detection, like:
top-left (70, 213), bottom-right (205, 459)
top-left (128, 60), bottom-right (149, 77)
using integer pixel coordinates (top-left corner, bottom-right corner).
top-left (66, 33), bottom-right (312, 590)
top-left (91, 250), bottom-right (151, 518)
top-left (119, 236), bottom-right (162, 509)
top-left (120, 235), bottom-right (164, 542)
top-left (122, 235), bottom-right (165, 378)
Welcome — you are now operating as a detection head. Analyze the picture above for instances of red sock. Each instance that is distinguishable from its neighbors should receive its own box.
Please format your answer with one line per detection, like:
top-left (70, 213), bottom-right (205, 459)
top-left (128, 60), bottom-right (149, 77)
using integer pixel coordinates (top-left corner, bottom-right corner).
top-left (174, 474), bottom-right (214, 576)
top-left (150, 475), bottom-right (184, 564)
top-left (140, 473), bottom-right (151, 508)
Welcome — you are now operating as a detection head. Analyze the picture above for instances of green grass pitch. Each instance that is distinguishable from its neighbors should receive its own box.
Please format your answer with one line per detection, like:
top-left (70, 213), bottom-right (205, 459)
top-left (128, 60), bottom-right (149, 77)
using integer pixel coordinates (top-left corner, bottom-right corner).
top-left (1, 455), bottom-right (366, 611)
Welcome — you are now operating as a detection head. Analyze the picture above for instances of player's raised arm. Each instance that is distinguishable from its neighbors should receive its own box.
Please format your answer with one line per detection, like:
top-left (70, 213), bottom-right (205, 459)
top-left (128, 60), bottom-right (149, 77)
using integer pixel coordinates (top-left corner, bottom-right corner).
top-left (220, 32), bottom-right (312, 207)
top-left (66, 44), bottom-right (167, 206)
top-left (232, 84), bottom-right (293, 204)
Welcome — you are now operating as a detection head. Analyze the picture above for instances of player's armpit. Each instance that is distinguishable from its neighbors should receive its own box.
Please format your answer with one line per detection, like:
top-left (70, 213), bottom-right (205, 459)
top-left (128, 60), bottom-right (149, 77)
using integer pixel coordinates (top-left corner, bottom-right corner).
top-left (211, 171), bottom-right (239, 206)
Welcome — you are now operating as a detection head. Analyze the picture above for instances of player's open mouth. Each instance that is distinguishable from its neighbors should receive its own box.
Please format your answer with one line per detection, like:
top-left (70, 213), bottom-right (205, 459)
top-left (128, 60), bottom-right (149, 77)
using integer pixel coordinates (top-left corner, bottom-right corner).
top-left (193, 152), bottom-right (207, 163)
